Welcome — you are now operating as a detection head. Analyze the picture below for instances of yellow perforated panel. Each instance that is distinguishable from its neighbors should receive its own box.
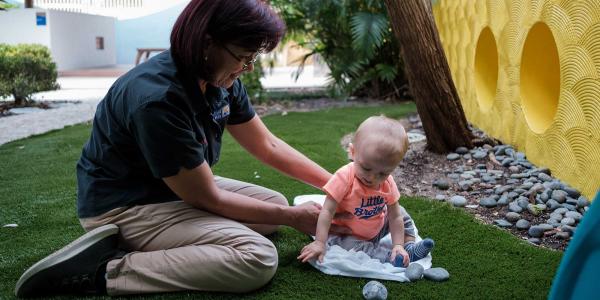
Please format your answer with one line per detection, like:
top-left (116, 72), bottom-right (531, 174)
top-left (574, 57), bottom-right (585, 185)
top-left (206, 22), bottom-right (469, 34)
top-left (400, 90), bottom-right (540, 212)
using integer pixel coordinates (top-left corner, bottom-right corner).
top-left (433, 0), bottom-right (600, 200)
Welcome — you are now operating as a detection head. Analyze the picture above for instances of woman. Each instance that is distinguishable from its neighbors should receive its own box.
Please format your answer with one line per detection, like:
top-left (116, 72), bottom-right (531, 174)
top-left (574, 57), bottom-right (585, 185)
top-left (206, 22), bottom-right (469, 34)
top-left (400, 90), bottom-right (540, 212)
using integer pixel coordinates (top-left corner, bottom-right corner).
top-left (14, 0), bottom-right (349, 297)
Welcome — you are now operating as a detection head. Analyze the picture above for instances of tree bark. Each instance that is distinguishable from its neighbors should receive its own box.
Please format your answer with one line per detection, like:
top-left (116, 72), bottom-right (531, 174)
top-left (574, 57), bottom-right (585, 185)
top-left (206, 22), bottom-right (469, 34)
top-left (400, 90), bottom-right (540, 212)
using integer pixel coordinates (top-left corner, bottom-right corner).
top-left (24, 0), bottom-right (33, 8)
top-left (384, 0), bottom-right (473, 153)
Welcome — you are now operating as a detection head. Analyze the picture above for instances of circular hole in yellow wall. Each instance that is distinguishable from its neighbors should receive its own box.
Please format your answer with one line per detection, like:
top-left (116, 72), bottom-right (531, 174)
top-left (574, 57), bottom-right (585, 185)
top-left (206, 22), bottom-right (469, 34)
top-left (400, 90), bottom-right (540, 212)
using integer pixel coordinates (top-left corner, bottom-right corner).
top-left (474, 27), bottom-right (498, 112)
top-left (520, 22), bottom-right (560, 134)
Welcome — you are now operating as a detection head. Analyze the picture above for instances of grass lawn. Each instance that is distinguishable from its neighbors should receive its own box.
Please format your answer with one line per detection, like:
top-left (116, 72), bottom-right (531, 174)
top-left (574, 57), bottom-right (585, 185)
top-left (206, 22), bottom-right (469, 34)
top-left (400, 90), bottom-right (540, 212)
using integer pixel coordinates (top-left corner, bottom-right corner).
top-left (0, 103), bottom-right (562, 299)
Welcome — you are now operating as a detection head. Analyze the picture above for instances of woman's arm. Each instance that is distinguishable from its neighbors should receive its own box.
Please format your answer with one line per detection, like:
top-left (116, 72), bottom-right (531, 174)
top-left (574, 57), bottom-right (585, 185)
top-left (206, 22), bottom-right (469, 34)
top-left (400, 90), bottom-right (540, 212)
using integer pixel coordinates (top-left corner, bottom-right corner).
top-left (163, 161), bottom-right (321, 234)
top-left (227, 115), bottom-right (331, 189)
top-left (298, 197), bottom-right (338, 263)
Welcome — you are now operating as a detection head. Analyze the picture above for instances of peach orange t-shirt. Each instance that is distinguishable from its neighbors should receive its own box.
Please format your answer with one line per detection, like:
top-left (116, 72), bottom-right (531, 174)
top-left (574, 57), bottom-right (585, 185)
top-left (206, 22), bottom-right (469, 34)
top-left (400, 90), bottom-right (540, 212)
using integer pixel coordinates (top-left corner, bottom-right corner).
top-left (323, 162), bottom-right (401, 240)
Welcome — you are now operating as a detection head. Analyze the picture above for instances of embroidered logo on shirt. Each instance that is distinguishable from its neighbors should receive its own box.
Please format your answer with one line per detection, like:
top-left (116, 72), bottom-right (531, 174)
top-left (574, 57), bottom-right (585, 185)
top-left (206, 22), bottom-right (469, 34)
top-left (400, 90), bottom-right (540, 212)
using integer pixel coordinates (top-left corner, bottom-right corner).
top-left (211, 104), bottom-right (230, 121)
top-left (354, 195), bottom-right (385, 219)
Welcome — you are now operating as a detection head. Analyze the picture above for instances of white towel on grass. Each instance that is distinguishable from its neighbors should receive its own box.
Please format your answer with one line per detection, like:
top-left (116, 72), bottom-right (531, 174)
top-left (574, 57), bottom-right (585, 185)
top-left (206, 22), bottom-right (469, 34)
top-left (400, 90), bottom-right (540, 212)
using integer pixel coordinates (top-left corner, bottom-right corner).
top-left (294, 194), bottom-right (432, 282)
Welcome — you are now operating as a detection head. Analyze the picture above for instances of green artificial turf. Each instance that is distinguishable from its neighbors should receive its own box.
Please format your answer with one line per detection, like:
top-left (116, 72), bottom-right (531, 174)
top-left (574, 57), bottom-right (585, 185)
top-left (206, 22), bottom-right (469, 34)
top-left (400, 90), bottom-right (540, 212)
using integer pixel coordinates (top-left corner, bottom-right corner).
top-left (0, 103), bottom-right (562, 299)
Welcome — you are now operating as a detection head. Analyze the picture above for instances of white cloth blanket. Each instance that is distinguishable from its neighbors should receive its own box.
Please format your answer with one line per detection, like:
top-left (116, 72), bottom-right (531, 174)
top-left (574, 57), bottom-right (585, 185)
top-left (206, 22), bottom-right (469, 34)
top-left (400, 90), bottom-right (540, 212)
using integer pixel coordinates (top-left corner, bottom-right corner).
top-left (293, 194), bottom-right (432, 282)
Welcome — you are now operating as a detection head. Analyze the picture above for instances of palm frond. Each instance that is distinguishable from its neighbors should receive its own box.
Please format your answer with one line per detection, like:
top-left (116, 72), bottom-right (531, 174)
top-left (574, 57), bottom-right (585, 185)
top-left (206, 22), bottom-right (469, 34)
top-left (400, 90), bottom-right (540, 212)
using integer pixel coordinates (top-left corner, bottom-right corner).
top-left (375, 63), bottom-right (398, 83)
top-left (350, 12), bottom-right (388, 59)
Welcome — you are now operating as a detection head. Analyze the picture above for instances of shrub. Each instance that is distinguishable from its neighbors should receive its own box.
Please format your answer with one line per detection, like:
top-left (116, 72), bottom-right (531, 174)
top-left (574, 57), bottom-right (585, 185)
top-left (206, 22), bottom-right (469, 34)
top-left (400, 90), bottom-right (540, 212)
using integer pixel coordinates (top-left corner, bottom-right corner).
top-left (240, 57), bottom-right (266, 104)
top-left (271, 0), bottom-right (407, 101)
top-left (0, 44), bottom-right (59, 106)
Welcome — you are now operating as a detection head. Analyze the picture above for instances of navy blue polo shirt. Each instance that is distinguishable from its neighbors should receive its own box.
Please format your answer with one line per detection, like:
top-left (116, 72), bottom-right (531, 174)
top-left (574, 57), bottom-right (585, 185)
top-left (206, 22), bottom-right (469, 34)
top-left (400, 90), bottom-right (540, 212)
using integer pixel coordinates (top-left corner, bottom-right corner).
top-left (76, 50), bottom-right (255, 218)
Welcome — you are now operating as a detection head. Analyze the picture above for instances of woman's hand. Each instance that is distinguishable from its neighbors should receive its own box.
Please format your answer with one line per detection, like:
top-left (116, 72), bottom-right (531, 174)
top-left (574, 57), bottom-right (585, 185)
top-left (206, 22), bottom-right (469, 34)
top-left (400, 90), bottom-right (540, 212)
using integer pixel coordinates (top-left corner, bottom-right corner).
top-left (391, 244), bottom-right (410, 267)
top-left (288, 201), bottom-right (352, 236)
top-left (298, 240), bottom-right (326, 263)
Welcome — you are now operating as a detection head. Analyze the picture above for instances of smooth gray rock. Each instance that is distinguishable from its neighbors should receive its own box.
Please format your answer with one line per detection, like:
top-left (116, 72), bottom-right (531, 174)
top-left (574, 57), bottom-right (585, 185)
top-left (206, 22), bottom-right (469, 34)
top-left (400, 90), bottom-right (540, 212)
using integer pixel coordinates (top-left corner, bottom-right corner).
top-left (577, 196), bottom-right (589, 208)
top-left (547, 199), bottom-right (561, 210)
top-left (552, 190), bottom-right (568, 203)
top-left (433, 178), bottom-right (450, 190)
top-left (528, 238), bottom-right (541, 245)
top-left (446, 153), bottom-right (460, 161)
top-left (423, 267), bottom-right (450, 282)
top-left (480, 197), bottom-right (498, 208)
top-left (538, 173), bottom-right (552, 182)
top-left (517, 197), bottom-right (530, 209)
top-left (516, 219), bottom-right (531, 230)
top-left (362, 281), bottom-right (388, 300)
top-left (494, 219), bottom-right (513, 228)
top-left (549, 212), bottom-right (564, 221)
top-left (455, 147), bottom-right (469, 154)
top-left (509, 202), bottom-right (524, 213)
top-left (554, 207), bottom-right (569, 215)
top-left (528, 226), bottom-right (546, 238)
top-left (435, 194), bottom-right (446, 201)
top-left (555, 231), bottom-right (571, 240)
top-left (405, 263), bottom-right (424, 281)
top-left (563, 186), bottom-right (581, 198)
top-left (560, 217), bottom-right (576, 226)
top-left (505, 212), bottom-right (521, 222)
top-left (565, 211), bottom-right (582, 221)
top-left (497, 195), bottom-right (510, 206)
top-left (458, 181), bottom-right (473, 191)
top-left (450, 196), bottom-right (467, 207)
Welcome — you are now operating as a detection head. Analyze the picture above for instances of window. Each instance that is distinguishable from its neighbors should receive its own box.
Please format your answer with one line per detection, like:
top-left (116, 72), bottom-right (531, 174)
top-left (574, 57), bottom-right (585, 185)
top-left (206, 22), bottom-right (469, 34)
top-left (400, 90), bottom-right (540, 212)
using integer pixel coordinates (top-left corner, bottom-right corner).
top-left (96, 37), bottom-right (104, 50)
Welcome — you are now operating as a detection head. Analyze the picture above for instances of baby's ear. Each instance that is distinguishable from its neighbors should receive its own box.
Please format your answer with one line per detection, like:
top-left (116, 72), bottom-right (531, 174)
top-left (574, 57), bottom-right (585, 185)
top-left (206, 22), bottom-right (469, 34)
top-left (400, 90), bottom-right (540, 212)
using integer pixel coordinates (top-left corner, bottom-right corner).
top-left (347, 143), bottom-right (355, 161)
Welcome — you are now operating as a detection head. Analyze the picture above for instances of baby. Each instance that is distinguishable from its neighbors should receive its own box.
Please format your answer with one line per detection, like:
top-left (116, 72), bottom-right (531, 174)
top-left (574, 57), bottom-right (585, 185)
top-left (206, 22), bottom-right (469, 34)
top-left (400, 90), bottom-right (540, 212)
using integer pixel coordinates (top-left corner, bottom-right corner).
top-left (298, 115), bottom-right (434, 267)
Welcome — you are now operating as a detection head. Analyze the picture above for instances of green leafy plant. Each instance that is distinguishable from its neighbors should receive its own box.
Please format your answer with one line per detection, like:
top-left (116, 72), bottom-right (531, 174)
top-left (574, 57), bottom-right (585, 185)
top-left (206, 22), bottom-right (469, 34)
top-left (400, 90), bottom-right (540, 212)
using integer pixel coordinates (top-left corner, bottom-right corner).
top-left (0, 44), bottom-right (59, 106)
top-left (240, 57), bottom-right (266, 104)
top-left (271, 0), bottom-right (407, 101)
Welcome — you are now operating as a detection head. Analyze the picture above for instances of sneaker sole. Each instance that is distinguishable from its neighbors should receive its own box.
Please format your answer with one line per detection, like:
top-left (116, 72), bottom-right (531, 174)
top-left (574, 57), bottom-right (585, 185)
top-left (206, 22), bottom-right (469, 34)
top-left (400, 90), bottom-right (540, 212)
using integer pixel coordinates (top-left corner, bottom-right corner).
top-left (14, 224), bottom-right (119, 296)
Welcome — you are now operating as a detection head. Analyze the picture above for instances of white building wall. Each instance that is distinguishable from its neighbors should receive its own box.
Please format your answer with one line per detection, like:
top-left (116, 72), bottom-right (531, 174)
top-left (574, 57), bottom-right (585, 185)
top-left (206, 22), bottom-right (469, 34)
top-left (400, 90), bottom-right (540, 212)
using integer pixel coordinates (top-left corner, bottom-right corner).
top-left (0, 9), bottom-right (50, 46)
top-left (47, 10), bottom-right (115, 70)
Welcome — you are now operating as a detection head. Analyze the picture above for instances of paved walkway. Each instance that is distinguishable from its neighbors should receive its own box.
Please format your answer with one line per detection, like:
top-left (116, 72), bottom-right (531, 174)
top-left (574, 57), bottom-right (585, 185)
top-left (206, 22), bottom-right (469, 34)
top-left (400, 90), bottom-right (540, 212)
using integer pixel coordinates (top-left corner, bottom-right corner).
top-left (0, 66), bottom-right (327, 146)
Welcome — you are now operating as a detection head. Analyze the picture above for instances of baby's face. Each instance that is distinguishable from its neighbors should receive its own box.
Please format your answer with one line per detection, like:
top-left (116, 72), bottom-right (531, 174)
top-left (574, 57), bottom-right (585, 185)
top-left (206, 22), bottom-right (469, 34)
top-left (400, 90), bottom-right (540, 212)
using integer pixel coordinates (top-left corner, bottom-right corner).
top-left (352, 145), bottom-right (402, 189)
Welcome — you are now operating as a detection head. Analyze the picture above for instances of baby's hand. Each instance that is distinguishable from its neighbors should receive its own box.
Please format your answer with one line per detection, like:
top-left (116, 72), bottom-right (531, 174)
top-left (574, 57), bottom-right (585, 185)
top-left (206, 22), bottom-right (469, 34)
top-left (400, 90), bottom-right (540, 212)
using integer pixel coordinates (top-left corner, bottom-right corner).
top-left (297, 240), bottom-right (326, 263)
top-left (391, 244), bottom-right (410, 267)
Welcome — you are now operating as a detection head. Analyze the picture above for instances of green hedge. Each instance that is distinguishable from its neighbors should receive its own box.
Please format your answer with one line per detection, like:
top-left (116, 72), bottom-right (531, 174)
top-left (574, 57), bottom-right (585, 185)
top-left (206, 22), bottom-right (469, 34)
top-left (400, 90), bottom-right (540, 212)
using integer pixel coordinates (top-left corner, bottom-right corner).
top-left (0, 44), bottom-right (59, 105)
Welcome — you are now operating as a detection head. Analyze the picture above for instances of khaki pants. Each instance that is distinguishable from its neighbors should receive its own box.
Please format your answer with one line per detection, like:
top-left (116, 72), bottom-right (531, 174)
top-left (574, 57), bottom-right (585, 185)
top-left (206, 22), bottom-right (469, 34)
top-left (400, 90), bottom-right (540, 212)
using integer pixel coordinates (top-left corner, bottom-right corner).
top-left (79, 176), bottom-right (287, 296)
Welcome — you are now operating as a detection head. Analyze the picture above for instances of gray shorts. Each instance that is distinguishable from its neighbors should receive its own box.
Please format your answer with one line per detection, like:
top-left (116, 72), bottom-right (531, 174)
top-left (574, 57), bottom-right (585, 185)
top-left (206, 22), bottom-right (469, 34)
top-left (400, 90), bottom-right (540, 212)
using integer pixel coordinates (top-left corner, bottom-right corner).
top-left (368, 205), bottom-right (416, 244)
top-left (326, 205), bottom-right (417, 262)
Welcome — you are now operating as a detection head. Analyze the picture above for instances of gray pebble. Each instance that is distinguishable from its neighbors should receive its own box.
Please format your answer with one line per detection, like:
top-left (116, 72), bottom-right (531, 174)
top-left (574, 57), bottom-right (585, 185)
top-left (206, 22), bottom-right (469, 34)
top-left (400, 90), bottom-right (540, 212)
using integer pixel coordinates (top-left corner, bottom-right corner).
top-left (405, 263), bottom-right (424, 281)
top-left (563, 186), bottom-right (581, 198)
top-left (549, 212), bottom-right (564, 221)
top-left (480, 197), bottom-right (497, 208)
top-left (505, 212), bottom-right (521, 222)
top-left (562, 203), bottom-right (577, 211)
top-left (565, 211), bottom-right (582, 221)
top-left (551, 190), bottom-right (568, 203)
top-left (450, 196), bottom-right (467, 207)
top-left (455, 147), bottom-right (469, 154)
top-left (554, 207), bottom-right (569, 215)
top-left (446, 153), bottom-right (460, 161)
top-left (538, 173), bottom-right (552, 182)
top-left (435, 194), bottom-right (446, 201)
top-left (539, 223), bottom-right (554, 231)
top-left (560, 225), bottom-right (576, 234)
top-left (497, 195), bottom-right (510, 206)
top-left (516, 219), bottom-right (531, 230)
top-left (473, 151), bottom-right (488, 159)
top-left (433, 178), bottom-right (450, 190)
top-left (577, 196), bottom-right (589, 208)
top-left (502, 158), bottom-right (514, 167)
top-left (517, 197), bottom-right (530, 209)
top-left (458, 181), bottom-right (473, 191)
top-left (508, 166), bottom-right (520, 173)
top-left (494, 219), bottom-right (513, 228)
top-left (509, 202), bottom-right (523, 213)
top-left (547, 199), bottom-right (561, 210)
top-left (528, 225), bottom-right (546, 238)
top-left (555, 231), bottom-right (570, 240)
top-left (560, 217), bottom-right (576, 226)
top-left (423, 267), bottom-right (450, 282)
top-left (362, 280), bottom-right (388, 300)
top-left (528, 238), bottom-right (541, 245)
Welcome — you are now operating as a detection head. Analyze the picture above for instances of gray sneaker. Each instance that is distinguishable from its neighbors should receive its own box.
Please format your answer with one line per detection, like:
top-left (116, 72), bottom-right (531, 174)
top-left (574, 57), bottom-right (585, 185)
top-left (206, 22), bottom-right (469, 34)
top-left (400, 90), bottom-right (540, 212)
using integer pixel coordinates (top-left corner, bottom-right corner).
top-left (15, 224), bottom-right (120, 298)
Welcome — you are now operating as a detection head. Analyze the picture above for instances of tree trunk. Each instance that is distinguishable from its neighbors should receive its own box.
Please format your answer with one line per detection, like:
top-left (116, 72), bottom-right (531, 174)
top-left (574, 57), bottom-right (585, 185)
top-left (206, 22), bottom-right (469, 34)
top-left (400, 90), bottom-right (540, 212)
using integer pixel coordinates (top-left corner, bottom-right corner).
top-left (25, 0), bottom-right (33, 8)
top-left (384, 0), bottom-right (473, 153)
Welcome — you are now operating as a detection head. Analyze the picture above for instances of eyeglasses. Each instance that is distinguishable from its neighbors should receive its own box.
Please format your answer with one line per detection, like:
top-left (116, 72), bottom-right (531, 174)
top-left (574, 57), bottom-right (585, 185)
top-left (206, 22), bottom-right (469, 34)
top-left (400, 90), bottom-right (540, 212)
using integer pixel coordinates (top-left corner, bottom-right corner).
top-left (222, 44), bottom-right (261, 71)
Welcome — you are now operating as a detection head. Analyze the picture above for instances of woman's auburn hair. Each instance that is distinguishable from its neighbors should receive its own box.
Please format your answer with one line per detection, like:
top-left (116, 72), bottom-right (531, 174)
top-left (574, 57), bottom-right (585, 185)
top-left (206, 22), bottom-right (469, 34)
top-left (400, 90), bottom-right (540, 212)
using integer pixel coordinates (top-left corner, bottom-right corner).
top-left (170, 0), bottom-right (285, 78)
